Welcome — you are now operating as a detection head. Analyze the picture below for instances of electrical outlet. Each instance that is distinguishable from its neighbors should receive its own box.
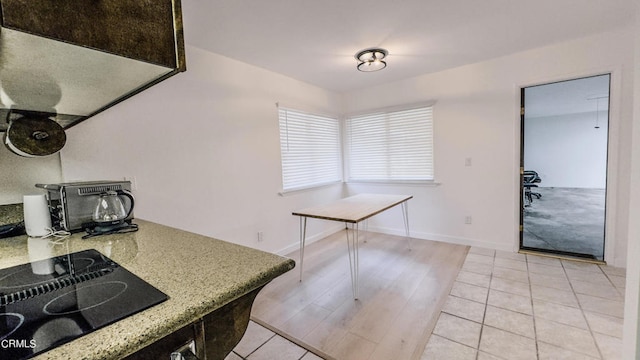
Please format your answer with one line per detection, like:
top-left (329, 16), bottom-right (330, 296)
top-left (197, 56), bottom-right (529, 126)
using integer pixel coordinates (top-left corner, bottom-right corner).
top-left (465, 157), bottom-right (472, 167)
top-left (465, 216), bottom-right (472, 224)
top-left (257, 231), bottom-right (264, 242)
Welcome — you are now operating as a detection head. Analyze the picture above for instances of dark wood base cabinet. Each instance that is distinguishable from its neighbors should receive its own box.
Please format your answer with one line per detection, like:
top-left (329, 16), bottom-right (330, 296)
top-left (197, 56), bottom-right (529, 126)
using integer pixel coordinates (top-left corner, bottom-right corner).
top-left (125, 286), bottom-right (263, 360)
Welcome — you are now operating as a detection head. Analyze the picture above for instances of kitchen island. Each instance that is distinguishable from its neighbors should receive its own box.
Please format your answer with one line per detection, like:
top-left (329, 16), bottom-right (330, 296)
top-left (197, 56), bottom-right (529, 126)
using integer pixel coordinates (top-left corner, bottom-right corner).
top-left (0, 220), bottom-right (295, 359)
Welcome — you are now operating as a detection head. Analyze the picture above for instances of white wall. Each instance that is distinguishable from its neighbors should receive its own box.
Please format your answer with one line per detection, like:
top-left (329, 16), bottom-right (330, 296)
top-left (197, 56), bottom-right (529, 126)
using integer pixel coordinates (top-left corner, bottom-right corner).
top-left (0, 149), bottom-right (62, 204)
top-left (59, 27), bottom-right (635, 268)
top-left (623, 3), bottom-right (640, 359)
top-left (524, 111), bottom-right (609, 188)
top-left (343, 27), bottom-right (635, 267)
top-left (60, 45), bottom-right (345, 254)
top-left (4, 11), bottom-right (637, 357)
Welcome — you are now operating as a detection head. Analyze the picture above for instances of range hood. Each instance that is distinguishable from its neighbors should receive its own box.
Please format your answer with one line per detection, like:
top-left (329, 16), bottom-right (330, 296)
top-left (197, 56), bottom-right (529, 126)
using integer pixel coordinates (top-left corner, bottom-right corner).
top-left (0, 0), bottom-right (185, 155)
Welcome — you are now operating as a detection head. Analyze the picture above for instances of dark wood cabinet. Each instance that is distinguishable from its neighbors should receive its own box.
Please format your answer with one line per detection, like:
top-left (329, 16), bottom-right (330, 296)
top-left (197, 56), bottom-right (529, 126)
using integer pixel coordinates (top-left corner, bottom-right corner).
top-left (124, 287), bottom-right (263, 360)
top-left (0, 0), bottom-right (186, 131)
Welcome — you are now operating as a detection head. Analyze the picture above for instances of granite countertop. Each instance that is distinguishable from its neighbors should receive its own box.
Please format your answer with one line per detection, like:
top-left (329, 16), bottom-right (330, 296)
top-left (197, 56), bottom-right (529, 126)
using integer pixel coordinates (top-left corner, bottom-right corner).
top-left (0, 220), bottom-right (295, 359)
top-left (0, 203), bottom-right (23, 226)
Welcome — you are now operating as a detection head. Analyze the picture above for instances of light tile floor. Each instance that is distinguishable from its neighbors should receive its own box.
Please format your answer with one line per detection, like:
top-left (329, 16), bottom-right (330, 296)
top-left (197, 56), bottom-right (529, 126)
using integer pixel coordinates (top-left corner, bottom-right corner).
top-left (228, 247), bottom-right (625, 360)
top-left (225, 320), bottom-right (327, 360)
top-left (422, 247), bottom-right (626, 360)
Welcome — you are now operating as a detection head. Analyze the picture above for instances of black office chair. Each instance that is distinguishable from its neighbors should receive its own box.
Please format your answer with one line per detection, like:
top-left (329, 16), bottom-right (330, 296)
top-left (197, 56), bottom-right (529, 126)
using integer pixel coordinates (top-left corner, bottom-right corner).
top-left (523, 170), bottom-right (542, 205)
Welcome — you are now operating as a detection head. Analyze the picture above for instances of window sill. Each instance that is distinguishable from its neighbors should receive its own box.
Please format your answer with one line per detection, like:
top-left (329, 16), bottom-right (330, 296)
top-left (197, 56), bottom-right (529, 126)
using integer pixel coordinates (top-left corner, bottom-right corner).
top-left (346, 180), bottom-right (441, 186)
top-left (278, 181), bottom-right (343, 196)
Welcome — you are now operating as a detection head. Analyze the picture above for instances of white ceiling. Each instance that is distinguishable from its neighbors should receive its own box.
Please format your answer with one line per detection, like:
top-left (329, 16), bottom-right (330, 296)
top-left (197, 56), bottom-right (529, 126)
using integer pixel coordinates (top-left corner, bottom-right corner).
top-left (181, 0), bottom-right (636, 93)
top-left (525, 74), bottom-right (610, 118)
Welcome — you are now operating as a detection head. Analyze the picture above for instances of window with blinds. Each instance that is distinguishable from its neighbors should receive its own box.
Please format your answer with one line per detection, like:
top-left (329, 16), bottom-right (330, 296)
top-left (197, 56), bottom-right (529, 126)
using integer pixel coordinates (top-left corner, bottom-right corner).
top-left (346, 106), bottom-right (434, 182)
top-left (278, 107), bottom-right (342, 192)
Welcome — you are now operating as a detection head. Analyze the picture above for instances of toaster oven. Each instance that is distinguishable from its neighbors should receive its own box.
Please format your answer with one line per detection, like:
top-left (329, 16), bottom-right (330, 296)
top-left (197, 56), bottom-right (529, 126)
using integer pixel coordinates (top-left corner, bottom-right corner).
top-left (36, 180), bottom-right (134, 232)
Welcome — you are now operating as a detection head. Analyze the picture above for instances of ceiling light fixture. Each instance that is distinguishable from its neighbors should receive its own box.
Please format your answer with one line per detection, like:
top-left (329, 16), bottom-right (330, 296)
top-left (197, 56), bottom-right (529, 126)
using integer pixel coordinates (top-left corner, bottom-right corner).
top-left (355, 48), bottom-right (388, 72)
top-left (587, 94), bottom-right (608, 130)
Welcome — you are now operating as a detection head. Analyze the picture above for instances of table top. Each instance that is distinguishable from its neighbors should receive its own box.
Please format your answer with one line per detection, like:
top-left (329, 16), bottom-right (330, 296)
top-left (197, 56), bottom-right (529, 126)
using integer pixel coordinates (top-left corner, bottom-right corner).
top-left (292, 193), bottom-right (413, 223)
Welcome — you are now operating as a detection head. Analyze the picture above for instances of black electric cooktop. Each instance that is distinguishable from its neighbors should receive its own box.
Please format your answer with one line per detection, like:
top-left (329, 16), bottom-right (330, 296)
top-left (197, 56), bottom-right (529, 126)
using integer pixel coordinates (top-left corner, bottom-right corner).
top-left (0, 249), bottom-right (168, 359)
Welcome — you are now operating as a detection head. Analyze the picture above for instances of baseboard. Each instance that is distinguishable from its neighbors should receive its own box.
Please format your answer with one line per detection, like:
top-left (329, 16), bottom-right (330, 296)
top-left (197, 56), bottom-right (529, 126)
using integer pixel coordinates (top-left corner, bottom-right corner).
top-left (365, 225), bottom-right (514, 252)
top-left (276, 224), bottom-right (344, 256)
top-left (277, 224), bottom-right (515, 256)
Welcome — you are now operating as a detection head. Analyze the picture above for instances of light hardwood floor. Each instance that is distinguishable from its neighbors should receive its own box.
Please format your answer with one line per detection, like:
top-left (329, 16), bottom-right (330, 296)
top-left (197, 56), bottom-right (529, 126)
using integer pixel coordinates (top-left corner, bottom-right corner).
top-left (251, 230), bottom-right (468, 360)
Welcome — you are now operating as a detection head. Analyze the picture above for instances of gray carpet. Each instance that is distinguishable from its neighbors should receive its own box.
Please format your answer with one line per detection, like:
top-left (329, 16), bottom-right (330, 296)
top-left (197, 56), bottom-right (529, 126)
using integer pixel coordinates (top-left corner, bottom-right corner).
top-left (523, 187), bottom-right (605, 260)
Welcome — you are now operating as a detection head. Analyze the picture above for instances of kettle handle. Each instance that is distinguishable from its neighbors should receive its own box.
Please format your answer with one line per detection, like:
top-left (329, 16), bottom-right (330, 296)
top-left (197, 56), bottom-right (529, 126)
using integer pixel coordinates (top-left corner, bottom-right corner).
top-left (117, 190), bottom-right (135, 219)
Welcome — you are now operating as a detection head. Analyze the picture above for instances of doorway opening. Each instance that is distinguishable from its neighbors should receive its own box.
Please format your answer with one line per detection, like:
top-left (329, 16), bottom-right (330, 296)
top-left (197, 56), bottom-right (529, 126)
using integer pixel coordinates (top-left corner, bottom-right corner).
top-left (519, 74), bottom-right (610, 262)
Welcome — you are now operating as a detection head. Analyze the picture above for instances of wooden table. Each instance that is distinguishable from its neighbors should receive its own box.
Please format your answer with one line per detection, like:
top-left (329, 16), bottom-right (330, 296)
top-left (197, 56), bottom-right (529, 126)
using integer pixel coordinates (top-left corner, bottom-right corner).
top-left (292, 194), bottom-right (413, 299)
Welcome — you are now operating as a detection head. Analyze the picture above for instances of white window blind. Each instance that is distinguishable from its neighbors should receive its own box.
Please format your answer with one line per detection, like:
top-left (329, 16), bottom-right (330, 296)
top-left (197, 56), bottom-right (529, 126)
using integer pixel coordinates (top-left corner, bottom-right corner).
top-left (346, 106), bottom-right (434, 182)
top-left (278, 107), bottom-right (342, 191)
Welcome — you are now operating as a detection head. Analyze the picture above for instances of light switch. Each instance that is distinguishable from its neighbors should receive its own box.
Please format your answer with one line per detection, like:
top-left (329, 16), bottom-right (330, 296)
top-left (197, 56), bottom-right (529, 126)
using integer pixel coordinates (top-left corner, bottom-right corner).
top-left (465, 158), bottom-right (472, 167)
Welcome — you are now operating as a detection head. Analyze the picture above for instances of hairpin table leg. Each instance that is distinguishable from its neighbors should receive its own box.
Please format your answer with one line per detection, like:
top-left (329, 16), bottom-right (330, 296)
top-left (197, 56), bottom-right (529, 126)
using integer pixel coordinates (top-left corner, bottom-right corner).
top-left (299, 216), bottom-right (307, 282)
top-left (346, 222), bottom-right (360, 300)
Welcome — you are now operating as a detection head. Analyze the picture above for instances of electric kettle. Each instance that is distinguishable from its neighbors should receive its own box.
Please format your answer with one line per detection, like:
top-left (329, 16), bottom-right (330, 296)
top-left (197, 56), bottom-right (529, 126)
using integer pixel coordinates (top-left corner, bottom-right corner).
top-left (93, 190), bottom-right (134, 224)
